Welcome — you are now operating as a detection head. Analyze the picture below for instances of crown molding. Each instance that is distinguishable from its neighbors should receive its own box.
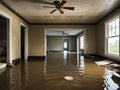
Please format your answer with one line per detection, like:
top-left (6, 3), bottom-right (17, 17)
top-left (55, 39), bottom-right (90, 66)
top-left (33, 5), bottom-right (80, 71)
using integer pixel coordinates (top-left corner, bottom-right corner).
top-left (1, 0), bottom-right (119, 25)
top-left (0, 0), bottom-right (30, 24)
top-left (95, 5), bottom-right (120, 24)
top-left (29, 23), bottom-right (95, 25)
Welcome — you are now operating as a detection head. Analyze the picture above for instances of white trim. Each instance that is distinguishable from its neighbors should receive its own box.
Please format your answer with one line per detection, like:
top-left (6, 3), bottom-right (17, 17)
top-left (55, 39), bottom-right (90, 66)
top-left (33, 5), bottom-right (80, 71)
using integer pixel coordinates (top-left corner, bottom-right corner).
top-left (77, 31), bottom-right (85, 54)
top-left (105, 15), bottom-right (120, 58)
top-left (80, 35), bottom-right (84, 49)
top-left (44, 30), bottom-right (47, 56)
top-left (20, 22), bottom-right (28, 60)
top-left (119, 14), bottom-right (120, 57)
top-left (77, 37), bottom-right (79, 53)
top-left (83, 29), bottom-right (86, 54)
top-left (0, 10), bottom-right (12, 64)
top-left (105, 22), bottom-right (108, 55)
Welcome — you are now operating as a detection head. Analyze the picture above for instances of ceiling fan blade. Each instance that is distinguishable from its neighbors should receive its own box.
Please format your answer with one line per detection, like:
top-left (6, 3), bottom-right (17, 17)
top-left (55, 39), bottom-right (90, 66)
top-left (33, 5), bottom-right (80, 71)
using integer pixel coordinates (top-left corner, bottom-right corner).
top-left (43, 6), bottom-right (56, 8)
top-left (60, 0), bottom-right (67, 6)
top-left (50, 9), bottom-right (58, 14)
top-left (59, 9), bottom-right (64, 14)
top-left (63, 7), bottom-right (75, 10)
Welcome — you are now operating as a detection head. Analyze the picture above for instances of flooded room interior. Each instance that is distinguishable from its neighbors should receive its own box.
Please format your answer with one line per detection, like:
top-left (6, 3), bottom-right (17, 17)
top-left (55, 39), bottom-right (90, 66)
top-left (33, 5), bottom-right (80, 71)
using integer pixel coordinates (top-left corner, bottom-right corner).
top-left (0, 0), bottom-right (120, 90)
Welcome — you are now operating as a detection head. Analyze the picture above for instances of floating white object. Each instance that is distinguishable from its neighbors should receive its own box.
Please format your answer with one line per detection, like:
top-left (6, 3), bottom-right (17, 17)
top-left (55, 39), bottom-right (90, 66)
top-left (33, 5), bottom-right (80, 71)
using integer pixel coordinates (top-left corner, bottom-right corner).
top-left (95, 60), bottom-right (120, 67)
top-left (95, 60), bottom-right (113, 66)
top-left (0, 63), bottom-right (6, 69)
top-left (64, 76), bottom-right (73, 80)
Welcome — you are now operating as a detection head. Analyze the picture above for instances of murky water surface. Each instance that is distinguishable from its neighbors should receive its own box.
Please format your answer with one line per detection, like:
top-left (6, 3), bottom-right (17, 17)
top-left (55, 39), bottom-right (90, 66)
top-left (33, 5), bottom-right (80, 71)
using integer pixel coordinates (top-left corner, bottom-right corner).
top-left (0, 52), bottom-right (120, 90)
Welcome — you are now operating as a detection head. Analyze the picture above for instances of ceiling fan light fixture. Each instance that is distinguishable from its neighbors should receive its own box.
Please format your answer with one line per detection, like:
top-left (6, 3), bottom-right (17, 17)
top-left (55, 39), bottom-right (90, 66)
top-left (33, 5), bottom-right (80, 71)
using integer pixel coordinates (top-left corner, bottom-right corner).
top-left (43, 0), bottom-right (75, 14)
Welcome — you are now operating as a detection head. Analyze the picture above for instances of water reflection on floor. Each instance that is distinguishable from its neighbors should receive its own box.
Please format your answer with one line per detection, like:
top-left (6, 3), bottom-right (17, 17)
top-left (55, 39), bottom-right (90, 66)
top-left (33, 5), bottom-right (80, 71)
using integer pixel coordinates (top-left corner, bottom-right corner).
top-left (0, 52), bottom-right (120, 90)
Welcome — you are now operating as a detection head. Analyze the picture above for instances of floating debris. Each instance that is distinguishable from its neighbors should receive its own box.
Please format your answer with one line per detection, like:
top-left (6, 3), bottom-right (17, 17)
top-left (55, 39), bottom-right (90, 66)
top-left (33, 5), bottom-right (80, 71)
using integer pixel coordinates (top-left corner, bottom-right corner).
top-left (95, 60), bottom-right (120, 67)
top-left (104, 63), bottom-right (120, 67)
top-left (95, 60), bottom-right (113, 66)
top-left (64, 76), bottom-right (73, 81)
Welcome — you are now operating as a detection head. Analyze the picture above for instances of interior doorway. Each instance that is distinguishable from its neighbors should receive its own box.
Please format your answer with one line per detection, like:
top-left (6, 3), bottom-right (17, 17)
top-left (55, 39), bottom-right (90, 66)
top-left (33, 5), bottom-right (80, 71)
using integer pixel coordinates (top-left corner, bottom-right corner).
top-left (0, 10), bottom-right (13, 66)
top-left (76, 31), bottom-right (85, 55)
top-left (20, 26), bottom-right (25, 60)
top-left (79, 35), bottom-right (84, 55)
top-left (63, 39), bottom-right (69, 51)
top-left (0, 16), bottom-right (7, 62)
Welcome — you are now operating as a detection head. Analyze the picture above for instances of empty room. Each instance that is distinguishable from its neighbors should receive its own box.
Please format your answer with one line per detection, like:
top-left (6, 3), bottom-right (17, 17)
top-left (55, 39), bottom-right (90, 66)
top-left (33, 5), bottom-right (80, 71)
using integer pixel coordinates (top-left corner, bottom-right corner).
top-left (0, 0), bottom-right (120, 90)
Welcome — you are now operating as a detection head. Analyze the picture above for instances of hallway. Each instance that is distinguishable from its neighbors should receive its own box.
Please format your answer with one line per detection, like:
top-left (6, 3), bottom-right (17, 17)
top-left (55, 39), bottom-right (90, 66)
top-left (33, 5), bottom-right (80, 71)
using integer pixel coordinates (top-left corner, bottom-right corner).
top-left (0, 52), bottom-right (120, 90)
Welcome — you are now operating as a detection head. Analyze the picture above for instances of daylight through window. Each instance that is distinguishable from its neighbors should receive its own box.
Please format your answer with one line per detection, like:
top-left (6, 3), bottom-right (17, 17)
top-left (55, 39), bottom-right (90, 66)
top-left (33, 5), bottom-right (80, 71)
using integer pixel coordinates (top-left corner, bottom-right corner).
top-left (80, 36), bottom-right (84, 49)
top-left (106, 16), bottom-right (119, 55)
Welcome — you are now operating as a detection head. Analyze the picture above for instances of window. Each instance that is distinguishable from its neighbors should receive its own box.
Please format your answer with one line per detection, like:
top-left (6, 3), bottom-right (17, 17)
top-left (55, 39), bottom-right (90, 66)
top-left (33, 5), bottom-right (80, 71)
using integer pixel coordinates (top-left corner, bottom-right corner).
top-left (106, 16), bottom-right (120, 55)
top-left (64, 42), bottom-right (67, 48)
top-left (80, 36), bottom-right (84, 49)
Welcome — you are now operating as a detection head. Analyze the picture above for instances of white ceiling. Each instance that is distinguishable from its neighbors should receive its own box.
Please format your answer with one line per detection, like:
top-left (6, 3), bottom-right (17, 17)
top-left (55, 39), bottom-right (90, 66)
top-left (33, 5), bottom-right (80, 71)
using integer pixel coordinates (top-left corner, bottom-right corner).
top-left (2, 0), bottom-right (120, 24)
top-left (46, 29), bottom-right (83, 36)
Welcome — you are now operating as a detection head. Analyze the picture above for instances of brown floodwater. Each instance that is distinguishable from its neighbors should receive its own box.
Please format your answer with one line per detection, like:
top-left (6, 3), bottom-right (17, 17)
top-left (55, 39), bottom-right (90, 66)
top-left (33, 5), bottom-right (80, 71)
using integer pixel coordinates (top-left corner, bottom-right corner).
top-left (0, 52), bottom-right (120, 90)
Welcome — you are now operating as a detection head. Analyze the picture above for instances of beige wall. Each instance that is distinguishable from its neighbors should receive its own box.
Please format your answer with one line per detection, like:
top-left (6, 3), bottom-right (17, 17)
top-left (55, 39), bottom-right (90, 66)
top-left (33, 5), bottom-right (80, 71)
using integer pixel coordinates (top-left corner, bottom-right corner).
top-left (96, 8), bottom-right (120, 60)
top-left (47, 36), bottom-right (76, 52)
top-left (29, 26), bottom-right (44, 56)
top-left (29, 25), bottom-right (96, 56)
top-left (0, 4), bottom-right (29, 61)
top-left (1, 1), bottom-right (120, 61)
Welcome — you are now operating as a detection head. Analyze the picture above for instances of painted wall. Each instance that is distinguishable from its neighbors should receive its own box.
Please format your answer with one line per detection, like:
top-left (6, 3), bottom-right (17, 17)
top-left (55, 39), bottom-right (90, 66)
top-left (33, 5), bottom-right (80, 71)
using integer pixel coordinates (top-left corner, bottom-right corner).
top-left (0, 3), bottom-right (96, 59)
top-left (96, 8), bottom-right (120, 60)
top-left (29, 25), bottom-right (96, 56)
top-left (29, 26), bottom-right (44, 56)
top-left (0, 4), bottom-right (29, 61)
top-left (47, 36), bottom-right (76, 52)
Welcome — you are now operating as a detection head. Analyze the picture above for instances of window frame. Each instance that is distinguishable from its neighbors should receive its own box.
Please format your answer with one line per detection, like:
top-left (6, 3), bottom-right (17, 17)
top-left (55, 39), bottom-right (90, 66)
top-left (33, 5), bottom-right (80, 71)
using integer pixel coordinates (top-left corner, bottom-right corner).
top-left (105, 15), bottom-right (120, 57)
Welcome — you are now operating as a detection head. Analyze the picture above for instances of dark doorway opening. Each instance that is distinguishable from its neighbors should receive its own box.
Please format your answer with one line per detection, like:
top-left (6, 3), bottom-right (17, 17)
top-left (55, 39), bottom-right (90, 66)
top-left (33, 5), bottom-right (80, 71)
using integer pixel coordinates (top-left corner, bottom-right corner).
top-left (63, 39), bottom-right (69, 51)
top-left (0, 16), bottom-right (7, 62)
top-left (21, 26), bottom-right (25, 60)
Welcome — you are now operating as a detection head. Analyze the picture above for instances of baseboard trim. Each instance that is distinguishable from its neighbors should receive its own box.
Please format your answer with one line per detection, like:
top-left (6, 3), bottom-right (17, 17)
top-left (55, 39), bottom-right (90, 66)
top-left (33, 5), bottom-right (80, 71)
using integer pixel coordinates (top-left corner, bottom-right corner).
top-left (12, 58), bottom-right (20, 65)
top-left (28, 56), bottom-right (46, 60)
top-left (48, 50), bottom-right (63, 52)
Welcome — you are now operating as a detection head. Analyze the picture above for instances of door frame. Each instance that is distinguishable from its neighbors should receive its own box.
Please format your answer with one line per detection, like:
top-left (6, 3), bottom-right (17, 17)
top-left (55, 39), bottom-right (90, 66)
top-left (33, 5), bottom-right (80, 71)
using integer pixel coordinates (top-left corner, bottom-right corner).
top-left (63, 38), bottom-right (70, 51)
top-left (0, 10), bottom-right (12, 65)
top-left (77, 31), bottom-right (85, 54)
top-left (77, 37), bottom-right (80, 53)
top-left (20, 22), bottom-right (28, 60)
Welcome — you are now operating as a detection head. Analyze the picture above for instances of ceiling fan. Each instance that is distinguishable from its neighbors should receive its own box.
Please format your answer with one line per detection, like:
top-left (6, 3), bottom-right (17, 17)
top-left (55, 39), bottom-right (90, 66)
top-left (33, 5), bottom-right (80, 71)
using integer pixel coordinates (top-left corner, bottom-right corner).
top-left (43, 0), bottom-right (75, 14)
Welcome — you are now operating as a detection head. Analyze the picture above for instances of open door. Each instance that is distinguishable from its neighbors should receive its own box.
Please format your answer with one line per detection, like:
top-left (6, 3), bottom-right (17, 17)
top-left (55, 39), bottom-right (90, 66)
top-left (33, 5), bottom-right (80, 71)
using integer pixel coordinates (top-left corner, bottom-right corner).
top-left (0, 10), bottom-right (14, 66)
top-left (20, 23), bottom-right (28, 60)
top-left (63, 39), bottom-right (69, 51)
top-left (0, 16), bottom-right (7, 63)
top-left (21, 26), bottom-right (25, 60)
